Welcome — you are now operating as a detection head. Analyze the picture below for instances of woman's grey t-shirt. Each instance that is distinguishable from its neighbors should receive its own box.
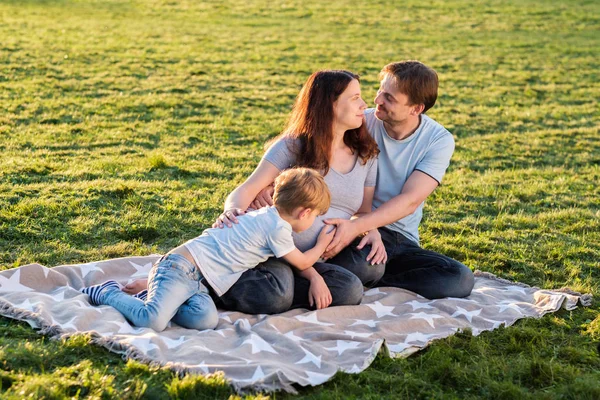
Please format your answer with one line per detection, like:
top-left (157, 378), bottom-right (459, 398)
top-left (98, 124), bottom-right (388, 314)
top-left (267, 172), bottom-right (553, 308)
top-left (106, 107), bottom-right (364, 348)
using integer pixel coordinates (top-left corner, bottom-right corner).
top-left (263, 137), bottom-right (377, 252)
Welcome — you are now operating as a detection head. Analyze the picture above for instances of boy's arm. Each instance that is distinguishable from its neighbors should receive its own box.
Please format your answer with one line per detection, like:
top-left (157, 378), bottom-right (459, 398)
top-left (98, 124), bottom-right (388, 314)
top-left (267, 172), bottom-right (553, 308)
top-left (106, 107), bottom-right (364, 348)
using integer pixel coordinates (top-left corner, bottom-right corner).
top-left (281, 226), bottom-right (336, 270)
top-left (295, 267), bottom-right (332, 309)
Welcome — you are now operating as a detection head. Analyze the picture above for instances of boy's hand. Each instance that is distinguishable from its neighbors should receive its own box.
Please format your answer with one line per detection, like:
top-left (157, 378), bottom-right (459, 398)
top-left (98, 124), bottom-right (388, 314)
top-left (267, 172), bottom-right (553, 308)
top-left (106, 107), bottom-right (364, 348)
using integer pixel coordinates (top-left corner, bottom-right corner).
top-left (122, 279), bottom-right (148, 295)
top-left (316, 225), bottom-right (336, 249)
top-left (308, 275), bottom-right (332, 310)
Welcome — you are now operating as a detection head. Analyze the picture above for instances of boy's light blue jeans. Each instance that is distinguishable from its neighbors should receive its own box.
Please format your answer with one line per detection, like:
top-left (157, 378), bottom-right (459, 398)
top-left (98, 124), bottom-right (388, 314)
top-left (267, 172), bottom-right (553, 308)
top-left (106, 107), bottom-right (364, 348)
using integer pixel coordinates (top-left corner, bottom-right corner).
top-left (101, 253), bottom-right (218, 331)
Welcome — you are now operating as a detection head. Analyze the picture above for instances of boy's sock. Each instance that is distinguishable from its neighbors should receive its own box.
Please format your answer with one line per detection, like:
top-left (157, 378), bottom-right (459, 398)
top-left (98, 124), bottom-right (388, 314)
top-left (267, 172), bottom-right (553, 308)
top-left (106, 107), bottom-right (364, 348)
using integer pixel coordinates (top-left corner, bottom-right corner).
top-left (80, 280), bottom-right (120, 305)
top-left (133, 289), bottom-right (148, 301)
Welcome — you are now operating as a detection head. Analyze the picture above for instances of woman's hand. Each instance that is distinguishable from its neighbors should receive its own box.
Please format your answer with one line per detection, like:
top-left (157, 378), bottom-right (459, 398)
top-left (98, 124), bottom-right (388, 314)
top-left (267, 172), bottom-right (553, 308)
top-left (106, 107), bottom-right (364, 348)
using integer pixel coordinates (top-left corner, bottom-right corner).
top-left (212, 208), bottom-right (246, 229)
top-left (357, 229), bottom-right (388, 265)
top-left (250, 185), bottom-right (274, 210)
top-left (122, 279), bottom-right (148, 295)
top-left (308, 275), bottom-right (332, 310)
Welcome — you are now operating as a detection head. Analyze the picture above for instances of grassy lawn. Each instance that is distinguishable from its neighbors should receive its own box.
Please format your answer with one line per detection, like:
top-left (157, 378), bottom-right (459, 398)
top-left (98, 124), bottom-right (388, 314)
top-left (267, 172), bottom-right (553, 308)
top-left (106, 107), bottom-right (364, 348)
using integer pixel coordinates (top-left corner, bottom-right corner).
top-left (1, 0), bottom-right (598, 398)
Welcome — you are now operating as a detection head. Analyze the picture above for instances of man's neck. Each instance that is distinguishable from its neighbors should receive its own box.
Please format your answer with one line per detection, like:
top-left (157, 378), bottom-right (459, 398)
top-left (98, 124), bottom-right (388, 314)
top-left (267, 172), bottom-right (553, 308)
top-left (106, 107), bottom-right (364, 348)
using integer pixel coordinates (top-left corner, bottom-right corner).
top-left (383, 115), bottom-right (421, 140)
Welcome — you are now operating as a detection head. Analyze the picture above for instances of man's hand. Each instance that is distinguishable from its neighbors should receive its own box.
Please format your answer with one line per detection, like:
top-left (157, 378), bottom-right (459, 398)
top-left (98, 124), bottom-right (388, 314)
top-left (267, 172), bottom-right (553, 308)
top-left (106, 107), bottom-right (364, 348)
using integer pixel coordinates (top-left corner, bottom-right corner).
top-left (122, 279), bottom-right (148, 295)
top-left (357, 229), bottom-right (388, 265)
top-left (308, 274), bottom-right (332, 310)
top-left (321, 218), bottom-right (360, 259)
top-left (250, 185), bottom-right (274, 210)
top-left (212, 208), bottom-right (246, 229)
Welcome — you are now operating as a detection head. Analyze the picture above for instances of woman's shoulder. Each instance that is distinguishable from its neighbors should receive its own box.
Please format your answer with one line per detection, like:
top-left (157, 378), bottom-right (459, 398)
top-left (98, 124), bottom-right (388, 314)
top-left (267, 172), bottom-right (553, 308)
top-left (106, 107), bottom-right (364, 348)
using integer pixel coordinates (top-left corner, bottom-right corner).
top-left (266, 135), bottom-right (300, 153)
top-left (263, 136), bottom-right (300, 170)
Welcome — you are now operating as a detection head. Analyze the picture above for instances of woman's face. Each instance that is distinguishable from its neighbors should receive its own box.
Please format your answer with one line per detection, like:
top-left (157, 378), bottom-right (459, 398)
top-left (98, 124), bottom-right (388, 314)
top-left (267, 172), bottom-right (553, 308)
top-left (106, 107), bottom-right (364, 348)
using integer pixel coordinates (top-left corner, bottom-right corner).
top-left (332, 79), bottom-right (368, 132)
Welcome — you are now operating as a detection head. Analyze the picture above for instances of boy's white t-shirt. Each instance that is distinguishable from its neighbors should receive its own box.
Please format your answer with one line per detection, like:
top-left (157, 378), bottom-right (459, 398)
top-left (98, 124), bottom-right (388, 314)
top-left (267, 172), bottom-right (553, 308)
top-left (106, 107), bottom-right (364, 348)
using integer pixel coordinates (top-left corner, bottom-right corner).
top-left (365, 108), bottom-right (455, 244)
top-left (184, 206), bottom-right (296, 296)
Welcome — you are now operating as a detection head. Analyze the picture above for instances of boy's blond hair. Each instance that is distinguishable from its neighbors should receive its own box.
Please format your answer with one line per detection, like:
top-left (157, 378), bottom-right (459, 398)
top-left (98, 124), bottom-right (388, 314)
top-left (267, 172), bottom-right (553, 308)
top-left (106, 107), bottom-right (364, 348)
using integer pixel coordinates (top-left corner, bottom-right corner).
top-left (273, 168), bottom-right (331, 215)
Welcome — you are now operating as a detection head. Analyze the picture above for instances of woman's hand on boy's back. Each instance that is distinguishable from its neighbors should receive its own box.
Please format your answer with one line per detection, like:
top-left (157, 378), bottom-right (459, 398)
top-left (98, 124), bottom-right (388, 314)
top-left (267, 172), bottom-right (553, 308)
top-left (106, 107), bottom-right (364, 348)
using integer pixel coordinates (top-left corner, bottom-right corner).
top-left (212, 208), bottom-right (246, 229)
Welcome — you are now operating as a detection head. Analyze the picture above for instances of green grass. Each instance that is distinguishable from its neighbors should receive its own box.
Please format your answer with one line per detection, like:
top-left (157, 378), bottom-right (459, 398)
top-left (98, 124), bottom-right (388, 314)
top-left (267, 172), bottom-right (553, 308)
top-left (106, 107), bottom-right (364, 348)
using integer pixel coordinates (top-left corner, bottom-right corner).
top-left (1, 0), bottom-right (599, 398)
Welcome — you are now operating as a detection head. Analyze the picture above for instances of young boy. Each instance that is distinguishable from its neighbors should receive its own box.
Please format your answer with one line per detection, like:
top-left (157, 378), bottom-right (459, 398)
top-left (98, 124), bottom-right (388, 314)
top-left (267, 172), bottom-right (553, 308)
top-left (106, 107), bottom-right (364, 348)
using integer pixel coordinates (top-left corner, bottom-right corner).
top-left (80, 168), bottom-right (334, 331)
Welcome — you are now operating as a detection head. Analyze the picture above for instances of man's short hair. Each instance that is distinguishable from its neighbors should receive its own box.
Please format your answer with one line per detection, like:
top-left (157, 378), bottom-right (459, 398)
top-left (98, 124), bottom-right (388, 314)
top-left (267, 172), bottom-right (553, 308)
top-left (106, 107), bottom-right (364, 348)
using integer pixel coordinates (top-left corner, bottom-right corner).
top-left (380, 61), bottom-right (439, 113)
top-left (273, 168), bottom-right (331, 215)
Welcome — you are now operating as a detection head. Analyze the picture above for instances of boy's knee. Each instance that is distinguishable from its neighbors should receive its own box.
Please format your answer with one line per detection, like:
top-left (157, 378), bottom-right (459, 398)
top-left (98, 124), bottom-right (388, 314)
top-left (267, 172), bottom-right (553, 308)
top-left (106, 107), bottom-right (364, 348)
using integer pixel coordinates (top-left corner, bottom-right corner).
top-left (187, 310), bottom-right (219, 330)
top-left (147, 317), bottom-right (170, 332)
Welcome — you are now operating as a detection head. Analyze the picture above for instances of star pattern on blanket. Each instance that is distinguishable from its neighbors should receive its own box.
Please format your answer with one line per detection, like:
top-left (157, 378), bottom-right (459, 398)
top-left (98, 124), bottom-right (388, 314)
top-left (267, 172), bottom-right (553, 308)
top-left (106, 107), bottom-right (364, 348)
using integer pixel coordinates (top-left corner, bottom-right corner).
top-left (195, 361), bottom-right (210, 374)
top-left (345, 364), bottom-right (362, 373)
top-left (240, 366), bottom-right (265, 383)
top-left (0, 258), bottom-right (589, 393)
top-left (295, 312), bottom-right (334, 326)
top-left (498, 300), bottom-right (523, 313)
top-left (408, 312), bottom-right (445, 328)
top-left (387, 342), bottom-right (415, 353)
top-left (350, 319), bottom-right (380, 328)
top-left (325, 340), bottom-right (360, 355)
top-left (129, 261), bottom-right (153, 280)
top-left (284, 330), bottom-right (304, 342)
top-left (451, 306), bottom-right (482, 323)
top-left (343, 330), bottom-right (373, 339)
top-left (503, 286), bottom-right (529, 296)
top-left (363, 288), bottom-right (387, 296)
top-left (219, 313), bottom-right (233, 323)
top-left (161, 335), bottom-right (186, 349)
top-left (50, 316), bottom-right (78, 331)
top-left (405, 300), bottom-right (435, 311)
top-left (79, 262), bottom-right (103, 279)
top-left (403, 332), bottom-right (437, 345)
top-left (296, 346), bottom-right (322, 368)
top-left (40, 265), bottom-right (50, 278)
top-left (50, 289), bottom-right (66, 301)
top-left (113, 320), bottom-right (145, 334)
top-left (0, 270), bottom-right (34, 293)
top-left (124, 334), bottom-right (160, 353)
top-left (304, 370), bottom-right (331, 385)
top-left (242, 333), bottom-right (278, 354)
top-left (13, 298), bottom-right (38, 312)
top-left (366, 301), bottom-right (397, 318)
top-left (72, 299), bottom-right (103, 314)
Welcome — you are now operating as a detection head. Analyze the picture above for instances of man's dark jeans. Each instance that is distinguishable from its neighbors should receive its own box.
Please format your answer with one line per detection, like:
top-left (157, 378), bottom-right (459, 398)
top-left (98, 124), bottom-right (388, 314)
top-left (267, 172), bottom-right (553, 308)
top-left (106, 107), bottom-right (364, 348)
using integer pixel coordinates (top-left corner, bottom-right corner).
top-left (213, 258), bottom-right (363, 314)
top-left (330, 227), bottom-right (474, 299)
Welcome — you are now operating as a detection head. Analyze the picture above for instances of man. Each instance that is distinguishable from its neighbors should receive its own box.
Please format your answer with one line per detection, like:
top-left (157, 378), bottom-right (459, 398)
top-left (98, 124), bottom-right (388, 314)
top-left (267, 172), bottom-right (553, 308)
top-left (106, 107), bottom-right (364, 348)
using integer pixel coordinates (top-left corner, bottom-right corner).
top-left (323, 60), bottom-right (474, 299)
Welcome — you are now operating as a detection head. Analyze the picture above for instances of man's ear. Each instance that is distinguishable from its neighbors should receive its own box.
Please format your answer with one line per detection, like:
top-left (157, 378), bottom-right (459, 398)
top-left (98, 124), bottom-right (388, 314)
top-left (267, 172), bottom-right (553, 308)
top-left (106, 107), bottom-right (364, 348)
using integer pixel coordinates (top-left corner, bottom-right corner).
top-left (298, 208), bottom-right (312, 219)
top-left (410, 103), bottom-right (425, 115)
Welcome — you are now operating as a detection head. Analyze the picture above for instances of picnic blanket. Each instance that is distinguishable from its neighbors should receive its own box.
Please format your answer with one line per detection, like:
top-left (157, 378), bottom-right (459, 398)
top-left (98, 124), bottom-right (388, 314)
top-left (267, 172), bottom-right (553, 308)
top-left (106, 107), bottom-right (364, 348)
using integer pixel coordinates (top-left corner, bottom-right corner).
top-left (0, 255), bottom-right (592, 393)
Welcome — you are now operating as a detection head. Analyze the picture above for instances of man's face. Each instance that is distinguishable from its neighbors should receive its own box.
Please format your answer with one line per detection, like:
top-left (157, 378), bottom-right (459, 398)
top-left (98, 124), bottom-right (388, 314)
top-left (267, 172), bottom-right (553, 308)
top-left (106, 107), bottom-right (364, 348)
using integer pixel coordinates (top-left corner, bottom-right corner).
top-left (374, 76), bottom-right (420, 124)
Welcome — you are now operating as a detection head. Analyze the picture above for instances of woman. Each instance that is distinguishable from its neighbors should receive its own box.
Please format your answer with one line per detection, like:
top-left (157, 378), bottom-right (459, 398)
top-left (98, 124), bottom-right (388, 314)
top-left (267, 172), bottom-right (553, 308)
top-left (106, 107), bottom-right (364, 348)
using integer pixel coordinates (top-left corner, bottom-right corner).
top-left (213, 70), bottom-right (386, 314)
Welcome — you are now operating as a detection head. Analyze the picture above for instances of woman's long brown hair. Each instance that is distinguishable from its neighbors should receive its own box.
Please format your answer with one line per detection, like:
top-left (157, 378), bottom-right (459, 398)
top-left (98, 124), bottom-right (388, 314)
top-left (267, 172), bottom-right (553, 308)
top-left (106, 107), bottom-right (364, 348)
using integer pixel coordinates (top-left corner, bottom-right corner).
top-left (266, 70), bottom-right (378, 175)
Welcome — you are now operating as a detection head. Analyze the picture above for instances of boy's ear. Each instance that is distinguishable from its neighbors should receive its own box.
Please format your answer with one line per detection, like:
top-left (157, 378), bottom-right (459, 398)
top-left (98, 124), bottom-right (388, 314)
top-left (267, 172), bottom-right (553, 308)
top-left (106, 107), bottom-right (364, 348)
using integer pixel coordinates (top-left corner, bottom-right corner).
top-left (298, 207), bottom-right (312, 219)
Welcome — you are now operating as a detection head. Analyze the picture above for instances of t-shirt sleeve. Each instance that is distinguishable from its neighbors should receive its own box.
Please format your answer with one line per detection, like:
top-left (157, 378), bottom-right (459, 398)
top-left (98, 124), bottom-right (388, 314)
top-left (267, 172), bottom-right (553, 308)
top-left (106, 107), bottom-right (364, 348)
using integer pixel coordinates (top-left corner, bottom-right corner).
top-left (415, 133), bottom-right (455, 184)
top-left (262, 138), bottom-right (297, 171)
top-left (266, 222), bottom-right (296, 258)
top-left (364, 157), bottom-right (378, 187)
